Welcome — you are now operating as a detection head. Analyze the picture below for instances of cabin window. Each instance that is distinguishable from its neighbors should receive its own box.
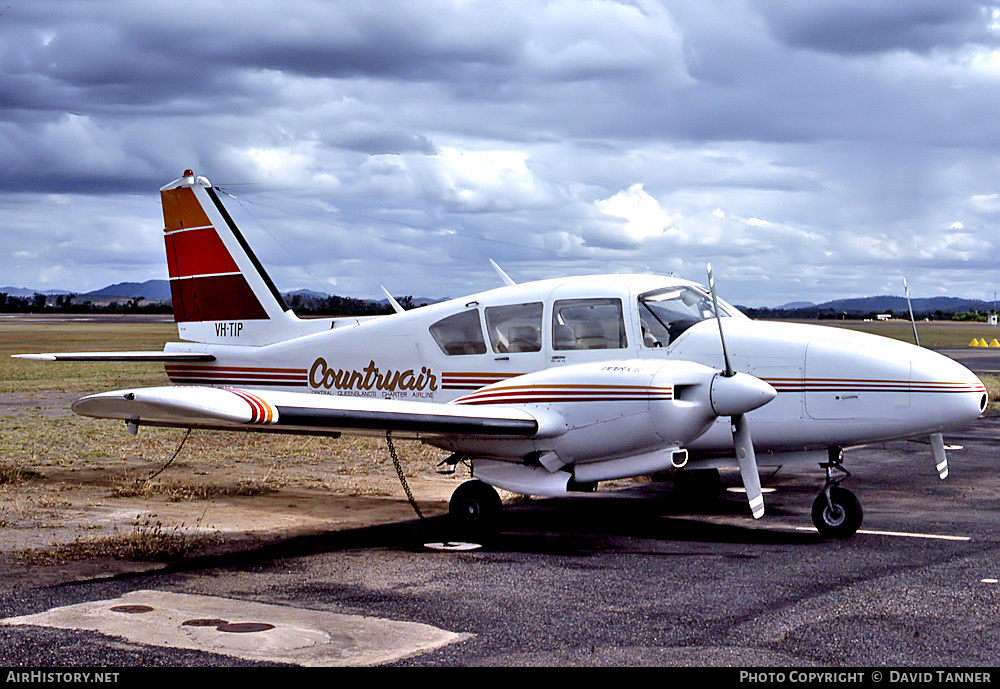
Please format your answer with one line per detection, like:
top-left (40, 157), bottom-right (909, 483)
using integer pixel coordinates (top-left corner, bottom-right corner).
top-left (485, 302), bottom-right (543, 353)
top-left (552, 298), bottom-right (627, 350)
top-left (429, 310), bottom-right (487, 355)
top-left (638, 286), bottom-right (727, 347)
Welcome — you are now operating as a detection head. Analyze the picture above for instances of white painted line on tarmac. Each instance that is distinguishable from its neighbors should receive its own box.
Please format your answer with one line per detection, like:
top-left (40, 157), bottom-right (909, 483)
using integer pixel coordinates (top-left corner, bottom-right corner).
top-left (424, 541), bottom-right (482, 551)
top-left (0, 590), bottom-right (469, 667)
top-left (795, 526), bottom-right (971, 541)
top-left (672, 516), bottom-right (972, 542)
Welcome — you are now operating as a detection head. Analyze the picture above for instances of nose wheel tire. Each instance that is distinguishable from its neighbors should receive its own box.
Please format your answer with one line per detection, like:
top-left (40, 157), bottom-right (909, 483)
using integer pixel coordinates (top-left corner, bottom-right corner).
top-left (449, 480), bottom-right (502, 532)
top-left (811, 486), bottom-right (863, 538)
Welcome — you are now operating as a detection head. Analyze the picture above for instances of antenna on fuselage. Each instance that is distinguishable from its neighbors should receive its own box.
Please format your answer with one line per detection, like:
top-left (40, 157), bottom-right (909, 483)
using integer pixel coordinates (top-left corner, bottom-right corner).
top-left (380, 286), bottom-right (406, 314)
top-left (904, 278), bottom-right (920, 347)
top-left (489, 259), bottom-right (516, 286)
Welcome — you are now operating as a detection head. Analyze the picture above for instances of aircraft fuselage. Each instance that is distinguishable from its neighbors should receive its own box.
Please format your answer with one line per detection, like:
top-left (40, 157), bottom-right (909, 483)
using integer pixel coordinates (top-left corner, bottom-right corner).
top-left (161, 272), bottom-right (987, 466)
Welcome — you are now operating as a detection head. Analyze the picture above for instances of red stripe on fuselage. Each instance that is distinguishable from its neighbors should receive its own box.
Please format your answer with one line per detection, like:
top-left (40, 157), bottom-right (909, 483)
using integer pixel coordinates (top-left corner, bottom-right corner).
top-left (165, 364), bottom-right (308, 387)
top-left (453, 384), bottom-right (673, 406)
top-left (765, 377), bottom-right (986, 394)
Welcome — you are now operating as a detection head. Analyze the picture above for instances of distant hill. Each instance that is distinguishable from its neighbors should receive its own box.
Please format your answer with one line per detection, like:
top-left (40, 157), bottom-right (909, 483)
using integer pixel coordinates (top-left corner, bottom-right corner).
top-left (284, 288), bottom-right (328, 301)
top-left (746, 294), bottom-right (996, 319)
top-left (0, 286), bottom-right (70, 297)
top-left (2, 279), bottom-right (447, 311)
top-left (84, 280), bottom-right (171, 301)
top-left (815, 295), bottom-right (993, 315)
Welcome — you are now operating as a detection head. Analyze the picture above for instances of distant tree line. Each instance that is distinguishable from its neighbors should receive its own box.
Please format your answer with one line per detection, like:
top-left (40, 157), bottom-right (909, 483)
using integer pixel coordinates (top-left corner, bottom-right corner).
top-left (287, 293), bottom-right (420, 316)
top-left (4, 290), bottom-right (994, 322)
top-left (0, 292), bottom-right (423, 317)
top-left (0, 293), bottom-right (172, 314)
top-left (743, 306), bottom-right (993, 322)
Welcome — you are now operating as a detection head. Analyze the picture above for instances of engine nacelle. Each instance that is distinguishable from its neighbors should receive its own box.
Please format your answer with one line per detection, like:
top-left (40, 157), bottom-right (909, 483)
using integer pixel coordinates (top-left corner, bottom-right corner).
top-left (435, 359), bottom-right (775, 495)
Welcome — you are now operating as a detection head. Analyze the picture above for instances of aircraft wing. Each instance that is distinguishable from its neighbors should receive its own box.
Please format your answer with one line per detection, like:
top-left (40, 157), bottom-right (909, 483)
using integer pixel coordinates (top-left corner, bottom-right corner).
top-left (13, 352), bottom-right (215, 362)
top-left (69, 360), bottom-right (779, 515)
top-left (72, 385), bottom-right (539, 438)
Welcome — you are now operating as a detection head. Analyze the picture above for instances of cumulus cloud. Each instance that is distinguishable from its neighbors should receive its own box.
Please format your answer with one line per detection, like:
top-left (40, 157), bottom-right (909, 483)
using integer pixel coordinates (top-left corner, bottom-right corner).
top-left (1, 0), bottom-right (1000, 304)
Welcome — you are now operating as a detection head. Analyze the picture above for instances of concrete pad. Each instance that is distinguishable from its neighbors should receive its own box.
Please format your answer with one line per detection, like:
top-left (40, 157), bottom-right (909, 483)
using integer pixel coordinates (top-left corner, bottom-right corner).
top-left (0, 590), bottom-right (469, 666)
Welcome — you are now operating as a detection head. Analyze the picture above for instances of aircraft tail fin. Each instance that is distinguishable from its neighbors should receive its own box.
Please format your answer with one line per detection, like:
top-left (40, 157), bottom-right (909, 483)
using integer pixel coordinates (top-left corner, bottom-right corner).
top-left (160, 171), bottom-right (325, 345)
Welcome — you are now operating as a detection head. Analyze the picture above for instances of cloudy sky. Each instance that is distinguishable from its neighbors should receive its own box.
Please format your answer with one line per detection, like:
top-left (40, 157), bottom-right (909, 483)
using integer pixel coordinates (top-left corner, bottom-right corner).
top-left (3, 1), bottom-right (1000, 306)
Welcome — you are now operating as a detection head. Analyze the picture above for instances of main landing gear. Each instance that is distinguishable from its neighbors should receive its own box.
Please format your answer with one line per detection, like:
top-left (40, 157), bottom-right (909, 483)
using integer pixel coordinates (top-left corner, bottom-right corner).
top-left (811, 448), bottom-right (863, 538)
top-left (449, 479), bottom-right (503, 534)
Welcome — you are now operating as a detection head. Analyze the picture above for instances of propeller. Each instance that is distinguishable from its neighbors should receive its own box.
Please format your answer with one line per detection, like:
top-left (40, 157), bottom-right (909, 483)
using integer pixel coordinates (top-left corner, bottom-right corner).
top-left (707, 264), bottom-right (769, 519)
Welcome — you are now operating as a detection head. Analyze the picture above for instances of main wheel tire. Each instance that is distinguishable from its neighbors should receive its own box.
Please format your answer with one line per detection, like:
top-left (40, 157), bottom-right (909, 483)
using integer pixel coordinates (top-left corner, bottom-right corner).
top-left (811, 486), bottom-right (863, 538)
top-left (449, 480), bottom-right (502, 532)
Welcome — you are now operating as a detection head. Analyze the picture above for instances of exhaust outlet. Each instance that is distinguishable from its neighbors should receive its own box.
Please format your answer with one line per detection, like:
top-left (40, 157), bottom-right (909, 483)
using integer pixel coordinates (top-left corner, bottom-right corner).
top-left (671, 449), bottom-right (689, 469)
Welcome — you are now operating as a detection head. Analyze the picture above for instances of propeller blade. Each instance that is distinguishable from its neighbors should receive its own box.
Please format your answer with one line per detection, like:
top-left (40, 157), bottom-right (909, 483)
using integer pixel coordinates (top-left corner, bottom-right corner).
top-left (930, 432), bottom-right (948, 480)
top-left (706, 264), bottom-right (733, 377)
top-left (732, 413), bottom-right (765, 519)
top-left (707, 264), bottom-right (766, 519)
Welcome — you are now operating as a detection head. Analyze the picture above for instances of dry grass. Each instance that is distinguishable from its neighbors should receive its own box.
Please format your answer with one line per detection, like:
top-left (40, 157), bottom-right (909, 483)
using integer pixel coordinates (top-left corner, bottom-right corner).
top-left (979, 374), bottom-right (1000, 408)
top-left (800, 318), bottom-right (1000, 349)
top-left (0, 317), bottom-right (449, 572)
top-left (109, 469), bottom-right (284, 501)
top-left (0, 460), bottom-right (42, 485)
top-left (0, 319), bottom-right (176, 393)
top-left (15, 518), bottom-right (216, 564)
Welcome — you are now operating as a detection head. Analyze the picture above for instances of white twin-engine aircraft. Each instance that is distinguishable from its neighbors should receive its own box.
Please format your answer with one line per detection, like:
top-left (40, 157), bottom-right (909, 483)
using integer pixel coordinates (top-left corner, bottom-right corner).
top-left (18, 171), bottom-right (988, 538)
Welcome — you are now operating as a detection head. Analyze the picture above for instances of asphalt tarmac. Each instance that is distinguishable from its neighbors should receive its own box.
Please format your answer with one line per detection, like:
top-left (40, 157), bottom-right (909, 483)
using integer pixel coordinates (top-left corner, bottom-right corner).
top-left (0, 408), bottom-right (998, 669)
top-left (941, 347), bottom-right (1000, 375)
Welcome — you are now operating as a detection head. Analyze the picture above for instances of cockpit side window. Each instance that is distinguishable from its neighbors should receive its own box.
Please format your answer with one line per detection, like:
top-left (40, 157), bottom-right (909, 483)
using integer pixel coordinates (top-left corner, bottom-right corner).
top-left (485, 302), bottom-right (543, 353)
top-left (638, 286), bottom-right (726, 347)
top-left (429, 309), bottom-right (487, 355)
top-left (552, 298), bottom-right (627, 350)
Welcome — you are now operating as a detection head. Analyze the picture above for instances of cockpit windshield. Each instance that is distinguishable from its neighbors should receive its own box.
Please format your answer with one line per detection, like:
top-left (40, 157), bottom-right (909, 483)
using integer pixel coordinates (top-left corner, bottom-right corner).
top-left (638, 285), bottom-right (734, 348)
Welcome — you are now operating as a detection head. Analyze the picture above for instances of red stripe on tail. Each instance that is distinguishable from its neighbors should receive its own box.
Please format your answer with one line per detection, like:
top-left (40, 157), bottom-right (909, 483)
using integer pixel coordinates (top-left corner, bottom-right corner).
top-left (170, 274), bottom-right (269, 322)
top-left (165, 227), bottom-right (239, 279)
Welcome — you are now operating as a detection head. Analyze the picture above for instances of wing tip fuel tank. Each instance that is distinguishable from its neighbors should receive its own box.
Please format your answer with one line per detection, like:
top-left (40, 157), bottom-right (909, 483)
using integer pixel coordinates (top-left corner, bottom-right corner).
top-left (72, 387), bottom-right (267, 426)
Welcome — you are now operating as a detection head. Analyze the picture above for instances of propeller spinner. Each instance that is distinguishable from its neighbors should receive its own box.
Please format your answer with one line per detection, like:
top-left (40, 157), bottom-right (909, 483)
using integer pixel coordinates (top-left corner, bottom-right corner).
top-left (707, 264), bottom-right (772, 519)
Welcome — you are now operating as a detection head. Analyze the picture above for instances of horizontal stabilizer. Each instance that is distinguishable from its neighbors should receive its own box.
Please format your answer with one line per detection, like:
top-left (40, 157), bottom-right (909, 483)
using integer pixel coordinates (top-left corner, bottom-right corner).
top-left (13, 352), bottom-right (215, 362)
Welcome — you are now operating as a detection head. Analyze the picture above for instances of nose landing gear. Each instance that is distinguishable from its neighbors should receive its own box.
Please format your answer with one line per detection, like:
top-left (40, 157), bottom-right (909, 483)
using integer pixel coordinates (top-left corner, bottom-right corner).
top-left (811, 448), bottom-right (863, 538)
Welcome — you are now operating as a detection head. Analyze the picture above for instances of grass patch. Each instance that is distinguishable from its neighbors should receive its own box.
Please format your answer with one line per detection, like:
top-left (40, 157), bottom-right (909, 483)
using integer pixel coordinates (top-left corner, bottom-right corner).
top-left (0, 319), bottom-right (176, 393)
top-left (110, 472), bottom-right (284, 501)
top-left (979, 374), bottom-right (1000, 408)
top-left (15, 518), bottom-right (214, 564)
top-left (807, 319), bottom-right (1000, 349)
top-left (0, 461), bottom-right (42, 485)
